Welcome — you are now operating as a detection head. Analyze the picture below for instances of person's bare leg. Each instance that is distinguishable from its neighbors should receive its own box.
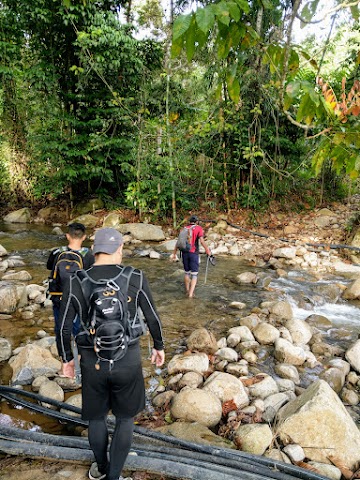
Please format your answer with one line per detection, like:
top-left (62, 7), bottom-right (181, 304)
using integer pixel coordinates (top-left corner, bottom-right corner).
top-left (184, 274), bottom-right (190, 294)
top-left (188, 275), bottom-right (198, 298)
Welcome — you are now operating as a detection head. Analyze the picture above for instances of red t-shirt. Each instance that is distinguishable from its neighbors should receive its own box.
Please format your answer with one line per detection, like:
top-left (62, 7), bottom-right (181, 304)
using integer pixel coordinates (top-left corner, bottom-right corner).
top-left (188, 224), bottom-right (204, 253)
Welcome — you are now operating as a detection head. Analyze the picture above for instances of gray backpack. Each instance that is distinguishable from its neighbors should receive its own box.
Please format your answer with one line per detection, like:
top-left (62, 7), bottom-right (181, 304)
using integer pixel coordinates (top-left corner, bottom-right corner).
top-left (176, 225), bottom-right (195, 252)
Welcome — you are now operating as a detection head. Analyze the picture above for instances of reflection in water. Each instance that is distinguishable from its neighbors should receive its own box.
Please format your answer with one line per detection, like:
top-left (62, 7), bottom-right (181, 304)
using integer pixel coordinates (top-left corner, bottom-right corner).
top-left (1, 223), bottom-right (360, 431)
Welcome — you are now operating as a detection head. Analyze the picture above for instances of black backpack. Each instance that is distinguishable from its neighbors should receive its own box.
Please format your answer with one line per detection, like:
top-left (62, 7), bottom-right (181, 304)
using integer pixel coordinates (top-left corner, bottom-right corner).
top-left (77, 266), bottom-right (146, 366)
top-left (48, 247), bottom-right (89, 297)
top-left (176, 225), bottom-right (196, 252)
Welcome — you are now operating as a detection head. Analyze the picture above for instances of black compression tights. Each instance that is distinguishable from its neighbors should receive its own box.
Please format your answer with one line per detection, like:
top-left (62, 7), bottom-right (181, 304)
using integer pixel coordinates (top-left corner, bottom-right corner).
top-left (88, 416), bottom-right (134, 480)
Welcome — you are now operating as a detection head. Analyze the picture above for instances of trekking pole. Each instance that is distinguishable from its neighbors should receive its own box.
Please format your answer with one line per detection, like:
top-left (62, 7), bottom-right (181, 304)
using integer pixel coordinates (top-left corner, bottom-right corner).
top-left (204, 255), bottom-right (210, 285)
top-left (204, 254), bottom-right (216, 285)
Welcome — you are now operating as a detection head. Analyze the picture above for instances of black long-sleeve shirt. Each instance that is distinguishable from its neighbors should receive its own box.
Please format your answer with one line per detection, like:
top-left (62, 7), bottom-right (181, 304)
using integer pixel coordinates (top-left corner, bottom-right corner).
top-left (59, 264), bottom-right (164, 362)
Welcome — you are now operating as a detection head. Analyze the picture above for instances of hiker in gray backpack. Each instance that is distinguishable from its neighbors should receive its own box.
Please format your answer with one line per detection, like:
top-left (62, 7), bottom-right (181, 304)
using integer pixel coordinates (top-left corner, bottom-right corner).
top-left (47, 222), bottom-right (94, 364)
top-left (171, 215), bottom-right (212, 298)
top-left (59, 227), bottom-right (165, 480)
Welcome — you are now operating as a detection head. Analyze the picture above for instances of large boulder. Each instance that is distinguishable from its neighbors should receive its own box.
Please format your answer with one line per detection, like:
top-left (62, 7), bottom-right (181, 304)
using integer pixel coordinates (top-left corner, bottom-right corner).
top-left (117, 223), bottom-right (165, 241)
top-left (73, 198), bottom-right (104, 215)
top-left (203, 371), bottom-right (249, 408)
top-left (9, 344), bottom-right (61, 385)
top-left (167, 352), bottom-right (209, 375)
top-left (342, 277), bottom-right (360, 300)
top-left (186, 328), bottom-right (219, 354)
top-left (0, 282), bottom-right (27, 313)
top-left (276, 380), bottom-right (360, 470)
top-left (170, 388), bottom-right (222, 427)
top-left (3, 208), bottom-right (31, 224)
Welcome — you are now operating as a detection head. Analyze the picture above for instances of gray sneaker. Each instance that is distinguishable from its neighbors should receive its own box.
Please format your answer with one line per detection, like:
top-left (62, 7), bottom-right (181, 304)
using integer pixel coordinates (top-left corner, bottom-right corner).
top-left (88, 462), bottom-right (106, 480)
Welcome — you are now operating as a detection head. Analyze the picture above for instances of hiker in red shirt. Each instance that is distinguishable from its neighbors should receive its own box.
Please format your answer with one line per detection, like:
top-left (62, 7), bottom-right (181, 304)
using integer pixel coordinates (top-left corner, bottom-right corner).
top-left (172, 215), bottom-right (211, 298)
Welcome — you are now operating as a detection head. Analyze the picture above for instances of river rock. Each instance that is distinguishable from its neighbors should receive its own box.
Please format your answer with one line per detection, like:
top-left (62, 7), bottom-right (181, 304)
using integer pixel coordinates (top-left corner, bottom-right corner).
top-left (215, 347), bottom-right (238, 362)
top-left (345, 339), bottom-right (360, 373)
top-left (0, 245), bottom-right (8, 257)
top-left (117, 223), bottom-right (165, 241)
top-left (342, 277), bottom-right (360, 300)
top-left (268, 301), bottom-right (293, 320)
top-left (340, 387), bottom-right (359, 405)
top-left (155, 422), bottom-right (234, 449)
top-left (272, 247), bottom-right (297, 259)
top-left (285, 318), bottom-right (313, 345)
top-left (186, 328), bottom-right (218, 354)
top-left (234, 423), bottom-right (273, 455)
top-left (203, 371), bottom-right (249, 408)
top-left (307, 462), bottom-right (342, 480)
top-left (274, 338), bottom-right (306, 366)
top-left (72, 214), bottom-right (98, 228)
top-left (170, 388), bottom-right (222, 427)
top-left (226, 361), bottom-right (249, 377)
top-left (178, 371), bottom-right (204, 389)
top-left (228, 325), bottom-right (255, 342)
top-left (239, 313), bottom-right (261, 330)
top-left (236, 272), bottom-right (258, 284)
top-left (0, 283), bottom-right (19, 313)
top-left (2, 270), bottom-right (32, 281)
top-left (152, 390), bottom-right (176, 407)
top-left (0, 337), bottom-right (12, 361)
top-left (74, 198), bottom-right (104, 215)
top-left (9, 344), bottom-right (61, 385)
top-left (246, 374), bottom-right (279, 399)
top-left (39, 380), bottom-right (64, 409)
top-left (3, 208), bottom-right (31, 223)
top-left (276, 379), bottom-right (360, 469)
top-left (282, 444), bottom-right (305, 463)
top-left (167, 352), bottom-right (209, 375)
top-left (60, 393), bottom-right (82, 417)
top-left (262, 392), bottom-right (290, 422)
top-left (265, 449), bottom-right (291, 463)
top-left (253, 322), bottom-right (280, 344)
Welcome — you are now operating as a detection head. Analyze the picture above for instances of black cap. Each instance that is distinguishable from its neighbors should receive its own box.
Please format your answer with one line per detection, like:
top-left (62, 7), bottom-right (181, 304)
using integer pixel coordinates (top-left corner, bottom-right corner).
top-left (189, 215), bottom-right (199, 224)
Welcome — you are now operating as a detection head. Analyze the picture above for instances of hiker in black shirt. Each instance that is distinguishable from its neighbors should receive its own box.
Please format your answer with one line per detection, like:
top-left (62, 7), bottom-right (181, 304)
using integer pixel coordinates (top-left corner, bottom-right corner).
top-left (47, 222), bottom-right (94, 361)
top-left (59, 228), bottom-right (165, 480)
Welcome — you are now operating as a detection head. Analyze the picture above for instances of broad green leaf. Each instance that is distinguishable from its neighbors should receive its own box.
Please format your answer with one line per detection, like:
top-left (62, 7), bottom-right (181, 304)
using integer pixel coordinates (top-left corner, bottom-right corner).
top-left (171, 37), bottom-right (184, 58)
top-left (215, 3), bottom-right (231, 26)
top-left (296, 93), bottom-right (314, 124)
top-left (196, 6), bottom-right (215, 34)
top-left (226, 76), bottom-right (240, 103)
top-left (300, 0), bottom-right (320, 22)
top-left (228, 2), bottom-right (240, 22)
top-left (283, 93), bottom-right (293, 111)
top-left (62, 0), bottom-right (71, 8)
top-left (308, 88), bottom-right (320, 107)
top-left (233, 0), bottom-right (250, 14)
top-left (350, 4), bottom-right (359, 21)
top-left (288, 49), bottom-right (299, 76)
top-left (172, 14), bottom-right (193, 41)
top-left (185, 20), bottom-right (196, 61)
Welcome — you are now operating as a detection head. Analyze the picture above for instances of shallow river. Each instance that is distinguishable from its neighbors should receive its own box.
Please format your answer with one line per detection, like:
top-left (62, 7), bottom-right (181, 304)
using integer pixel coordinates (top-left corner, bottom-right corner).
top-left (0, 223), bottom-right (360, 433)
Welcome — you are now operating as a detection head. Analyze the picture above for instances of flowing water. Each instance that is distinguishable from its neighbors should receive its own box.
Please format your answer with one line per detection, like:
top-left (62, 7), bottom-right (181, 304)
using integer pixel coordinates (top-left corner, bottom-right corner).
top-left (0, 222), bottom-right (360, 433)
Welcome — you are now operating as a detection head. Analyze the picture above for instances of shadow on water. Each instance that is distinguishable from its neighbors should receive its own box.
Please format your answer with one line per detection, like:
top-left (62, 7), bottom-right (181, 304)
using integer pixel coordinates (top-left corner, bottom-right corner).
top-left (1, 223), bottom-right (360, 432)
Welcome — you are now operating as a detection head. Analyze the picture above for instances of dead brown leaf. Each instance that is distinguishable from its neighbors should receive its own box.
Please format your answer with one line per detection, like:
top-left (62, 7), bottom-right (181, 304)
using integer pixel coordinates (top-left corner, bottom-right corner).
top-left (328, 455), bottom-right (354, 480)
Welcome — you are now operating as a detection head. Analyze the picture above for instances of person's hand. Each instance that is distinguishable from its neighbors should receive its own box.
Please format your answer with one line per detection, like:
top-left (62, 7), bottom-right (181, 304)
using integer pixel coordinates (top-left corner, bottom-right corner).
top-left (151, 349), bottom-right (165, 367)
top-left (61, 359), bottom-right (75, 378)
top-left (170, 253), bottom-right (178, 262)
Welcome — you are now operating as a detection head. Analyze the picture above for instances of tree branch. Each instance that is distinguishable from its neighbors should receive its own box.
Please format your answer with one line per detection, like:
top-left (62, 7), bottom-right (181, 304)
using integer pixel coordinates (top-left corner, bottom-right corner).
top-left (296, 0), bottom-right (360, 25)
